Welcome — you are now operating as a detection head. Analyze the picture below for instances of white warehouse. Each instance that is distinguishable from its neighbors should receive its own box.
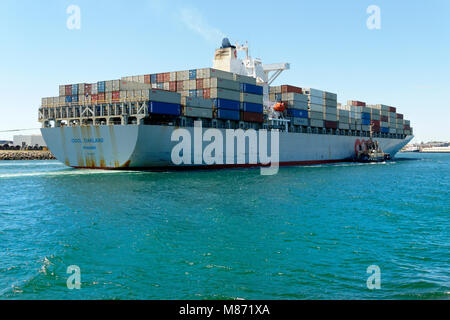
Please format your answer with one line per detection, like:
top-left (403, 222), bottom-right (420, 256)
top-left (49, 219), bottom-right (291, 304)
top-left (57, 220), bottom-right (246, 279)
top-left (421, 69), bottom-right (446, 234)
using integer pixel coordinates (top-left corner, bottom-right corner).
top-left (13, 135), bottom-right (46, 147)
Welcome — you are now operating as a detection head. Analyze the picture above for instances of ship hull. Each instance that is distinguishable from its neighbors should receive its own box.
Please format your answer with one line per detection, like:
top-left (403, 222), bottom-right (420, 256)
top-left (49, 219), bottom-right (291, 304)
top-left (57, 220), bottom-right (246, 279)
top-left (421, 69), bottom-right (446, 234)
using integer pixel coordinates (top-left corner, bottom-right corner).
top-left (41, 125), bottom-right (413, 170)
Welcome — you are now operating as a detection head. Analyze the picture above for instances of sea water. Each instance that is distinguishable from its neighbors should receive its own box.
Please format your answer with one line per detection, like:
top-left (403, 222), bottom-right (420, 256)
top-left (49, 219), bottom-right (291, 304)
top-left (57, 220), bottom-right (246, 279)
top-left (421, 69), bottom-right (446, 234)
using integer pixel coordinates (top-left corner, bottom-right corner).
top-left (0, 153), bottom-right (448, 300)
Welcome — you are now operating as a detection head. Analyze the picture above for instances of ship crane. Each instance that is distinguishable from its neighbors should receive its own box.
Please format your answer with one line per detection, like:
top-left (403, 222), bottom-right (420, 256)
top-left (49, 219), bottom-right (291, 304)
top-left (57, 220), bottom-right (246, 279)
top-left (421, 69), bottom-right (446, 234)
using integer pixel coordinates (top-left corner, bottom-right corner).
top-left (213, 38), bottom-right (291, 131)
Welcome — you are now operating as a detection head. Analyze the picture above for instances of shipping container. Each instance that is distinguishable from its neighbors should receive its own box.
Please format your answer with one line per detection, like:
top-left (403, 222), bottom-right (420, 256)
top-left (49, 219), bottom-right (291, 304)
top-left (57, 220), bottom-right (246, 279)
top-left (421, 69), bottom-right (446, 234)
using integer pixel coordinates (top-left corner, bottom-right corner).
top-left (308, 96), bottom-right (323, 105)
top-left (151, 74), bottom-right (157, 84)
top-left (284, 100), bottom-right (308, 110)
top-left (309, 104), bottom-right (323, 113)
top-left (210, 88), bottom-right (240, 101)
top-left (381, 127), bottom-right (389, 134)
top-left (310, 119), bottom-right (324, 127)
top-left (240, 92), bottom-right (263, 104)
top-left (325, 121), bottom-right (338, 129)
top-left (216, 109), bottom-right (240, 121)
top-left (309, 111), bottom-right (324, 120)
top-left (59, 85), bottom-right (65, 97)
top-left (148, 89), bottom-right (181, 104)
top-left (213, 98), bottom-right (240, 111)
top-left (169, 81), bottom-right (177, 92)
top-left (170, 72), bottom-right (177, 82)
top-left (184, 106), bottom-right (213, 119)
top-left (210, 78), bottom-right (240, 91)
top-left (241, 111), bottom-right (263, 123)
top-left (234, 74), bottom-right (257, 85)
top-left (176, 70), bottom-right (189, 81)
top-left (181, 96), bottom-right (212, 109)
top-left (241, 102), bottom-right (263, 113)
top-left (349, 100), bottom-right (366, 107)
top-left (196, 79), bottom-right (203, 90)
top-left (281, 92), bottom-right (308, 103)
top-left (323, 92), bottom-right (337, 101)
top-left (281, 85), bottom-right (302, 94)
top-left (65, 85), bottom-right (72, 96)
top-left (149, 101), bottom-right (181, 116)
top-left (303, 88), bottom-right (323, 98)
top-left (198, 68), bottom-right (234, 81)
top-left (65, 95), bottom-right (72, 103)
top-left (189, 69), bottom-right (197, 80)
top-left (144, 74), bottom-right (151, 84)
top-left (163, 73), bottom-right (170, 83)
top-left (362, 118), bottom-right (371, 125)
top-left (287, 109), bottom-right (308, 118)
top-left (324, 114), bottom-right (338, 122)
top-left (289, 117), bottom-right (309, 126)
top-left (240, 83), bottom-right (264, 95)
top-left (339, 122), bottom-right (350, 130)
top-left (397, 113), bottom-right (404, 119)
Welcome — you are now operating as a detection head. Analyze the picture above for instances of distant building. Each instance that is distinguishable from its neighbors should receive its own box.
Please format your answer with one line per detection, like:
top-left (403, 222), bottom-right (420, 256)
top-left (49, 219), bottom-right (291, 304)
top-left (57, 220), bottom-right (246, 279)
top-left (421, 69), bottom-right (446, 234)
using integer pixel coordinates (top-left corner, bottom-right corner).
top-left (13, 135), bottom-right (46, 148)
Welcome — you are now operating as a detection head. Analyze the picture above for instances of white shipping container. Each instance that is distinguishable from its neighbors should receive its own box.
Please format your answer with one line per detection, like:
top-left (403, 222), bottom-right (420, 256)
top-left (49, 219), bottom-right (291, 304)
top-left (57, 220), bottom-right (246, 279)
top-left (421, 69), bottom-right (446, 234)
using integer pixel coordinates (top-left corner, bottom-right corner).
top-left (324, 113), bottom-right (338, 121)
top-left (170, 72), bottom-right (177, 82)
top-left (112, 80), bottom-right (120, 91)
top-left (92, 83), bottom-right (98, 95)
top-left (59, 85), bottom-right (65, 97)
top-left (181, 97), bottom-right (213, 109)
top-left (163, 82), bottom-right (170, 91)
top-left (176, 71), bottom-right (189, 81)
top-left (203, 78), bottom-right (211, 89)
top-left (105, 81), bottom-right (113, 92)
top-left (234, 74), bottom-right (257, 85)
top-left (325, 106), bottom-right (337, 115)
top-left (189, 80), bottom-right (196, 90)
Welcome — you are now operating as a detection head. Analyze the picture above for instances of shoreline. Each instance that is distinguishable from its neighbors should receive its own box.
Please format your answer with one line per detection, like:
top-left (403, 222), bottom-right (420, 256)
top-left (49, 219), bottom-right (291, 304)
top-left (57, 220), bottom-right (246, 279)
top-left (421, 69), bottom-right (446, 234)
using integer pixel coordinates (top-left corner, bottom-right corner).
top-left (0, 150), bottom-right (56, 161)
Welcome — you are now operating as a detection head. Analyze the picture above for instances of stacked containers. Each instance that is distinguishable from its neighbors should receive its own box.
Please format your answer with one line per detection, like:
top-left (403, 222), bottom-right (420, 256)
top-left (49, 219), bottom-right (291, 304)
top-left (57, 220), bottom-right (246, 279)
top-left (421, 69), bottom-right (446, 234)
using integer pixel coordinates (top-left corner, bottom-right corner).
top-left (349, 101), bottom-right (370, 131)
top-left (240, 82), bottom-right (264, 123)
top-left (370, 105), bottom-right (381, 133)
top-left (304, 88), bottom-right (324, 128)
top-left (338, 107), bottom-right (350, 130)
top-left (281, 86), bottom-right (308, 126)
top-left (181, 96), bottom-right (213, 118)
top-left (323, 91), bottom-right (338, 129)
top-left (148, 89), bottom-right (181, 116)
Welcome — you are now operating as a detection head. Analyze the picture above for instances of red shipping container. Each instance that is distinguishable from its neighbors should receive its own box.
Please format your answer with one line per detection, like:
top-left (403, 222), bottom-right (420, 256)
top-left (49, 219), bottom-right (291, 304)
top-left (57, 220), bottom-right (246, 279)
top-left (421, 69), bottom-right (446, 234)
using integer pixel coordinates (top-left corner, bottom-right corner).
top-left (242, 111), bottom-right (263, 123)
top-left (156, 73), bottom-right (164, 83)
top-left (196, 79), bottom-right (204, 90)
top-left (372, 126), bottom-right (381, 133)
top-left (144, 75), bottom-right (151, 84)
top-left (84, 84), bottom-right (92, 95)
top-left (381, 115), bottom-right (388, 122)
top-left (351, 101), bottom-right (366, 107)
top-left (177, 81), bottom-right (184, 91)
top-left (389, 107), bottom-right (396, 113)
top-left (112, 91), bottom-right (120, 102)
top-left (65, 85), bottom-right (72, 96)
top-left (404, 125), bottom-right (411, 130)
top-left (371, 120), bottom-right (380, 126)
top-left (397, 114), bottom-right (404, 119)
top-left (92, 94), bottom-right (98, 103)
top-left (163, 73), bottom-right (170, 82)
top-left (97, 93), bottom-right (105, 102)
top-left (325, 121), bottom-right (338, 129)
top-left (169, 81), bottom-right (177, 92)
top-left (203, 88), bottom-right (210, 99)
top-left (281, 85), bottom-right (302, 94)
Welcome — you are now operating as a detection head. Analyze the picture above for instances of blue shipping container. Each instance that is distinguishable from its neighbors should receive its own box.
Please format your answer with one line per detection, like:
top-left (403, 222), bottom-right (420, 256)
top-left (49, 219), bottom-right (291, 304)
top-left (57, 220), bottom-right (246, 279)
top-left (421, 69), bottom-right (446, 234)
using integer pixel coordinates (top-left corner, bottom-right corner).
top-left (214, 99), bottom-right (240, 111)
top-left (72, 84), bottom-right (78, 95)
top-left (189, 69), bottom-right (197, 80)
top-left (150, 74), bottom-right (157, 83)
top-left (157, 83), bottom-right (164, 89)
top-left (362, 118), bottom-right (371, 125)
top-left (381, 127), bottom-right (389, 133)
top-left (98, 81), bottom-right (105, 93)
top-left (240, 83), bottom-right (263, 95)
top-left (65, 96), bottom-right (72, 103)
top-left (148, 101), bottom-right (181, 116)
top-left (189, 90), bottom-right (197, 97)
top-left (287, 109), bottom-right (308, 118)
top-left (217, 109), bottom-right (240, 121)
top-left (275, 93), bottom-right (282, 101)
top-left (242, 102), bottom-right (263, 113)
top-left (72, 95), bottom-right (79, 103)
top-left (361, 112), bottom-right (371, 120)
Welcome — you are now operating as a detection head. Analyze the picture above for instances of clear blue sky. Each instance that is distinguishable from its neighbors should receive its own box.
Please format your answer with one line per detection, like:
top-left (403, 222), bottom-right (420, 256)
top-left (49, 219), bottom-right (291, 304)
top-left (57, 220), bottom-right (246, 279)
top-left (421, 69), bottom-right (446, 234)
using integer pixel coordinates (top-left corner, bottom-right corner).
top-left (0, 0), bottom-right (449, 142)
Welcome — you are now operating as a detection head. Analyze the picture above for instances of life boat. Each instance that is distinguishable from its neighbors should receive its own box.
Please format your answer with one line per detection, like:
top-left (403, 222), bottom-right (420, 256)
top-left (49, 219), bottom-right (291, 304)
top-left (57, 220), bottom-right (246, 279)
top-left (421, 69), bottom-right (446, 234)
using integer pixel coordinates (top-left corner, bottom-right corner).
top-left (273, 102), bottom-right (286, 112)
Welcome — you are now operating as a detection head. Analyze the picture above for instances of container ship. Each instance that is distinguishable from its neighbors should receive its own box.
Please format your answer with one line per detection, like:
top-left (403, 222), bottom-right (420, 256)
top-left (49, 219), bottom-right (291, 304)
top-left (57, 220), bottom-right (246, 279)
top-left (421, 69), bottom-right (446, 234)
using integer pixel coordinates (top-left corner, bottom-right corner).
top-left (38, 39), bottom-right (414, 170)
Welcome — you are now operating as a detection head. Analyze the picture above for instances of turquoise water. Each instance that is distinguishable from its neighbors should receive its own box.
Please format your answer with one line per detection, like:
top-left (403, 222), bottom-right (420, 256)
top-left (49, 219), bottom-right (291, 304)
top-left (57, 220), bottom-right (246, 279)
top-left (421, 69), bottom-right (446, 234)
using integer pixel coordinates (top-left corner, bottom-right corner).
top-left (0, 153), bottom-right (448, 300)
